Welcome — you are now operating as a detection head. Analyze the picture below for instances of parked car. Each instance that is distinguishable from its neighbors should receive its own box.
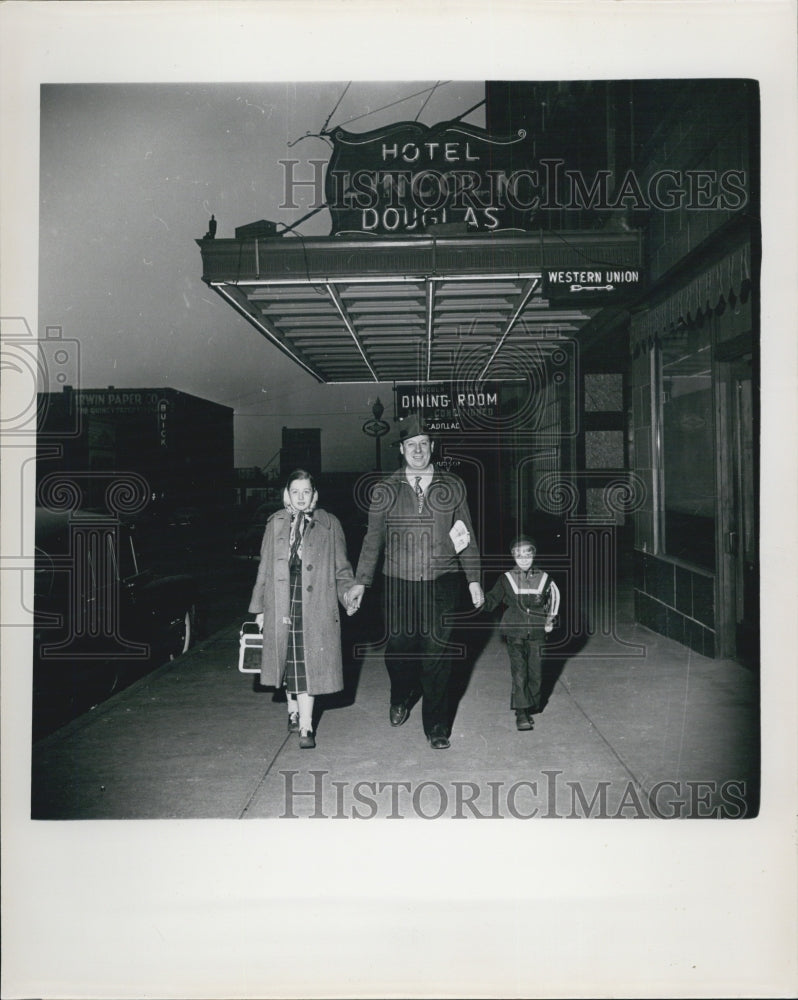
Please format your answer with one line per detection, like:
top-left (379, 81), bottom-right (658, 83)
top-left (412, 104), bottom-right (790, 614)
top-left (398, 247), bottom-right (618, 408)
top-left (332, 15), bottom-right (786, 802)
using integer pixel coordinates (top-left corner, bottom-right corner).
top-left (32, 507), bottom-right (200, 739)
top-left (140, 502), bottom-right (233, 567)
top-left (232, 499), bottom-right (282, 560)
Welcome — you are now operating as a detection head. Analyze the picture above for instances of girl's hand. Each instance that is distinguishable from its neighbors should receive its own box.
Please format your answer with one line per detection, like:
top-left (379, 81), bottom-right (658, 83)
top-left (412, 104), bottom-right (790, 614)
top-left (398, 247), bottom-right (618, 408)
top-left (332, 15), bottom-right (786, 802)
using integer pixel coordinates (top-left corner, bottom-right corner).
top-left (345, 584), bottom-right (365, 614)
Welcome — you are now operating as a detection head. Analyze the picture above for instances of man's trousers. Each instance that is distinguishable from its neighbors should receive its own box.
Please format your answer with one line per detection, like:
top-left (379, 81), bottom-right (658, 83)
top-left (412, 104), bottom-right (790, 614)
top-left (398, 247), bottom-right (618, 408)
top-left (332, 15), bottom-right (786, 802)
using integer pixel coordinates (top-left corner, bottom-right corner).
top-left (383, 572), bottom-right (461, 734)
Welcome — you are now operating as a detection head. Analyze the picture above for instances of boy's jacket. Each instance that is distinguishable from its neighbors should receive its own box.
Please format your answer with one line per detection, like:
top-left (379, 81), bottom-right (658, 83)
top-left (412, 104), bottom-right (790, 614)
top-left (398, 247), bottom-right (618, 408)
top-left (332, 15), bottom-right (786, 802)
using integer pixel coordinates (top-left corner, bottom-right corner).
top-left (483, 566), bottom-right (560, 636)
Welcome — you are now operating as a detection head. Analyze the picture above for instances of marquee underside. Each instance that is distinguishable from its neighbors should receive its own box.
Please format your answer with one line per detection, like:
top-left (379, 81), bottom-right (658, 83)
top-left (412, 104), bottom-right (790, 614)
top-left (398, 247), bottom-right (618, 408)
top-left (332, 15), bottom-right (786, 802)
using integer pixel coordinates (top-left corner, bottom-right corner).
top-left (198, 230), bottom-right (643, 383)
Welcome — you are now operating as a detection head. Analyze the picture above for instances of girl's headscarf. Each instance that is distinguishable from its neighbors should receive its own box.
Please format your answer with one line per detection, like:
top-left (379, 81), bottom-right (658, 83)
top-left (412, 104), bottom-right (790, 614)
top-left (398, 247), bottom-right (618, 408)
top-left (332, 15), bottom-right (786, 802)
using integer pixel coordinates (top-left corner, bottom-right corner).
top-left (283, 471), bottom-right (318, 562)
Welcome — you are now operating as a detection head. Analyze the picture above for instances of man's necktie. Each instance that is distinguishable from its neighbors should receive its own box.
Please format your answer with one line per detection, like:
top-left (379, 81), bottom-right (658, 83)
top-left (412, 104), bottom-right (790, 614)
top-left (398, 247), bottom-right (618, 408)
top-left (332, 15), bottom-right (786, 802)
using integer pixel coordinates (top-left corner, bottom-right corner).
top-left (414, 476), bottom-right (424, 514)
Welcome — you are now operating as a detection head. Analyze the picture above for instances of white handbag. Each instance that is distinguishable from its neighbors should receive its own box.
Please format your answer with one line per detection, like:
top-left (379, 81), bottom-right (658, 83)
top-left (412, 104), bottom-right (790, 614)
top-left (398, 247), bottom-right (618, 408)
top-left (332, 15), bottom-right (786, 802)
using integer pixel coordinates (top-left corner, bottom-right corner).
top-left (238, 621), bottom-right (263, 673)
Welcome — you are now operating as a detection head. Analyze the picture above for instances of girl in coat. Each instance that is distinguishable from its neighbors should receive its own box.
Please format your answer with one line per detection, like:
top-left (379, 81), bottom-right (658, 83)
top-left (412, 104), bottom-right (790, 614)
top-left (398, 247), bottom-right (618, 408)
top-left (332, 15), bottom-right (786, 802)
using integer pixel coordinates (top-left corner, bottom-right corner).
top-left (249, 470), bottom-right (356, 748)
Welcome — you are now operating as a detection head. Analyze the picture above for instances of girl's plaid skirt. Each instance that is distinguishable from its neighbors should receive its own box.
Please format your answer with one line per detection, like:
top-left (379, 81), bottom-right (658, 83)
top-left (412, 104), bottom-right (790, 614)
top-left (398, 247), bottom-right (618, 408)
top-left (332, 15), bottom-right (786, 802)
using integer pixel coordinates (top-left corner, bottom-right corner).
top-left (283, 561), bottom-right (308, 694)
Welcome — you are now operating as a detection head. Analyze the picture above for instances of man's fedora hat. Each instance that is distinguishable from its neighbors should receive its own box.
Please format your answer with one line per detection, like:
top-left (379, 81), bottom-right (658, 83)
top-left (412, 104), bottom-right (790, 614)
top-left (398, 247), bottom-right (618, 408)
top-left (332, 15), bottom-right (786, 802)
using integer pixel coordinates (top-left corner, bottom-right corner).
top-left (398, 412), bottom-right (430, 443)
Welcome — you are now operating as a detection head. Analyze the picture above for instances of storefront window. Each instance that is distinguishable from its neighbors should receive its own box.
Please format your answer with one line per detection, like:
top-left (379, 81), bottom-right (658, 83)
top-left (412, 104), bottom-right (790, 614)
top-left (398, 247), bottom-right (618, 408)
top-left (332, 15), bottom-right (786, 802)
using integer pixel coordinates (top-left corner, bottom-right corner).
top-left (660, 323), bottom-right (715, 570)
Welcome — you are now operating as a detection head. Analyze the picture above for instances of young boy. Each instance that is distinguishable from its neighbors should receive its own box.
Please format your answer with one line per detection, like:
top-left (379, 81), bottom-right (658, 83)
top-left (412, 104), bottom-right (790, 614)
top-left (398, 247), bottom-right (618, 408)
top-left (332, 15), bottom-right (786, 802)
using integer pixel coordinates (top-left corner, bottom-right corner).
top-left (482, 535), bottom-right (560, 731)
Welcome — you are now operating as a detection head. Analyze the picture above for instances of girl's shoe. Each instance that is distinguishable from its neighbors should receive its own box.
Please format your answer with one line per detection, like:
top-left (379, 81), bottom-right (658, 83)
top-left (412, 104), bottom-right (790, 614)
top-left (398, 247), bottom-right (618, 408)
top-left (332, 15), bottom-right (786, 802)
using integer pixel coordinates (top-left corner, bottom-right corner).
top-left (299, 729), bottom-right (316, 749)
top-left (516, 709), bottom-right (534, 731)
top-left (287, 711), bottom-right (300, 733)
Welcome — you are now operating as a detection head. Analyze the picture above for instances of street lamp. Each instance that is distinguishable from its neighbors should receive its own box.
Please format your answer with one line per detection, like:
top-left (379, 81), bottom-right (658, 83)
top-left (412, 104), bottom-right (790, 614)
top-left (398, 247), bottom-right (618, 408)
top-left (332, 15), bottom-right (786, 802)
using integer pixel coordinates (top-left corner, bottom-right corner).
top-left (362, 397), bottom-right (390, 471)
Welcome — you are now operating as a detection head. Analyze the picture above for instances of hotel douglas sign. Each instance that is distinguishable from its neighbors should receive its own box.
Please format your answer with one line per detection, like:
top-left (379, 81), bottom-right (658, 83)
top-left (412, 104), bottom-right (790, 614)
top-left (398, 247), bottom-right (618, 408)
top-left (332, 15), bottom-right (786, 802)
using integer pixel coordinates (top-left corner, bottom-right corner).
top-left (323, 121), bottom-right (530, 236)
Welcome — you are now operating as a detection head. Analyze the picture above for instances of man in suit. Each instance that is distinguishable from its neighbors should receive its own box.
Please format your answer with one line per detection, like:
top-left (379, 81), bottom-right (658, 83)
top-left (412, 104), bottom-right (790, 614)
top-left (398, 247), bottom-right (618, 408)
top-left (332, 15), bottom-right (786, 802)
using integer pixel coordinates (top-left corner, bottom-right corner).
top-left (346, 414), bottom-right (484, 749)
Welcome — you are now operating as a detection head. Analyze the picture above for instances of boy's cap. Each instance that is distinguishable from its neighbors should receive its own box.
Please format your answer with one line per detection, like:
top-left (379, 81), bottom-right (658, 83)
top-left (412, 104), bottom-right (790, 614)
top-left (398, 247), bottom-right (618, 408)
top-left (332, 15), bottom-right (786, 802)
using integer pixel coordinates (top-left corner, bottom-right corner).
top-left (510, 534), bottom-right (537, 551)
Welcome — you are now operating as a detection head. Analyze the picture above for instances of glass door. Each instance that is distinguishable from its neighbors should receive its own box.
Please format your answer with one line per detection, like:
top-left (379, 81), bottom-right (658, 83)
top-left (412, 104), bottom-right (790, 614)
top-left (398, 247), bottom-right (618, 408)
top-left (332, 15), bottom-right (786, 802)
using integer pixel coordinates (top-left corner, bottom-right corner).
top-left (729, 356), bottom-right (758, 666)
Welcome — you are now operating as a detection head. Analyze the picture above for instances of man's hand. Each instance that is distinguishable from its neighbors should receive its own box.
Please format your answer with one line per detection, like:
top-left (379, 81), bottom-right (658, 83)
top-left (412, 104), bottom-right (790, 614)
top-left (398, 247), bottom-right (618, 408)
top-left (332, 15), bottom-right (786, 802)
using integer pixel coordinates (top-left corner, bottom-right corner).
top-left (345, 583), bottom-right (365, 615)
top-left (255, 612), bottom-right (264, 631)
top-left (469, 582), bottom-right (484, 608)
top-left (545, 615), bottom-right (555, 633)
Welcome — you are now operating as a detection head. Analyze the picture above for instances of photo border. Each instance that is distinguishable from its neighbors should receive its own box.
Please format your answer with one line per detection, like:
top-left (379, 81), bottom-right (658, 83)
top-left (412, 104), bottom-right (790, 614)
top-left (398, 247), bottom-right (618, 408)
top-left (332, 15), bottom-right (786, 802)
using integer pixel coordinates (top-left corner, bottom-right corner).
top-left (2, 2), bottom-right (796, 997)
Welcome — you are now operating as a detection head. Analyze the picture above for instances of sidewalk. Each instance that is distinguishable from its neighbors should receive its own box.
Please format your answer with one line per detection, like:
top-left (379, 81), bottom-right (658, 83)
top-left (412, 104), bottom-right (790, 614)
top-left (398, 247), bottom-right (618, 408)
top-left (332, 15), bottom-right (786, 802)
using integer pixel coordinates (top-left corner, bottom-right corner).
top-left (30, 588), bottom-right (760, 820)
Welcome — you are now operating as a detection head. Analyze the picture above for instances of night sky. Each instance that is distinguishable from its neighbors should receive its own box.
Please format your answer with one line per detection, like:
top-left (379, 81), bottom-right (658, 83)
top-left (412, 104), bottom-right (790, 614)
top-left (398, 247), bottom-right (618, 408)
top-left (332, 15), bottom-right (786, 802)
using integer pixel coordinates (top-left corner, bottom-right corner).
top-left (38, 81), bottom-right (486, 471)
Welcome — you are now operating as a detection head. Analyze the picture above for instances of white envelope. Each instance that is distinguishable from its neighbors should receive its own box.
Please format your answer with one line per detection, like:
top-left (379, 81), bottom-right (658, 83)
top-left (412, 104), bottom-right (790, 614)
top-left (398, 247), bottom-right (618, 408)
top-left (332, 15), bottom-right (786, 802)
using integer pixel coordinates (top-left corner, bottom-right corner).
top-left (449, 519), bottom-right (470, 554)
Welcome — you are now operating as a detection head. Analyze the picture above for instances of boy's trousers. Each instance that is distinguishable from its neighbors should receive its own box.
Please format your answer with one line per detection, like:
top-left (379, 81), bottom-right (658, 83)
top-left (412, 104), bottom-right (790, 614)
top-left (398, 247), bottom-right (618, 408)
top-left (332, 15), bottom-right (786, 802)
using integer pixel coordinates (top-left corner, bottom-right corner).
top-left (505, 631), bottom-right (546, 711)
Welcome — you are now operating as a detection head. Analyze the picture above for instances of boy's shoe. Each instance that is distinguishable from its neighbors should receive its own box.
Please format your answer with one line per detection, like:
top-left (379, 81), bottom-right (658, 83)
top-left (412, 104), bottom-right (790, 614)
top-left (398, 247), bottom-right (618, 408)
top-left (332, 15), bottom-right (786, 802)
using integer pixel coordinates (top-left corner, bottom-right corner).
top-left (516, 710), bottom-right (534, 731)
top-left (287, 711), bottom-right (300, 733)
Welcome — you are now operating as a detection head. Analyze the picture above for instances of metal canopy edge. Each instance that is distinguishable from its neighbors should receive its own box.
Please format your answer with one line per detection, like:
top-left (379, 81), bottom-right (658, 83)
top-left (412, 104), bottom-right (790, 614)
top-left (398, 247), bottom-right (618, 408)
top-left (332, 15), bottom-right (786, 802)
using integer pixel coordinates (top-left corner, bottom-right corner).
top-left (198, 230), bottom-right (642, 384)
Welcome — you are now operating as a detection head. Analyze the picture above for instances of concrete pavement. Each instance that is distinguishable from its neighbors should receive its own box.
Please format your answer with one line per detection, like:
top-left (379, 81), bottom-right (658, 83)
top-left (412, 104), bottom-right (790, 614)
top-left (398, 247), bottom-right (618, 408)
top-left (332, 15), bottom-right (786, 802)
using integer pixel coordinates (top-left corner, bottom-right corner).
top-left (30, 579), bottom-right (759, 821)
